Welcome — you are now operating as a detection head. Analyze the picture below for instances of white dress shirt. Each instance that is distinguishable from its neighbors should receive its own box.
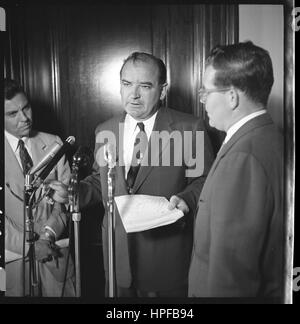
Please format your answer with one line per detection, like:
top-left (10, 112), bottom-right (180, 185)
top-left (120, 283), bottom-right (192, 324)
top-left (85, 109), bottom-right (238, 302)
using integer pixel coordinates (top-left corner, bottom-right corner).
top-left (123, 112), bottom-right (158, 177)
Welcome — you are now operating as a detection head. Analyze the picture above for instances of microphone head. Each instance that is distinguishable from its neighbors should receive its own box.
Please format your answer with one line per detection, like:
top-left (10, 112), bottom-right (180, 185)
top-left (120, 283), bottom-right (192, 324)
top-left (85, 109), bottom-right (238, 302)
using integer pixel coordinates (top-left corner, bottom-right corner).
top-left (73, 146), bottom-right (92, 167)
top-left (66, 136), bottom-right (76, 145)
top-left (29, 141), bottom-right (62, 175)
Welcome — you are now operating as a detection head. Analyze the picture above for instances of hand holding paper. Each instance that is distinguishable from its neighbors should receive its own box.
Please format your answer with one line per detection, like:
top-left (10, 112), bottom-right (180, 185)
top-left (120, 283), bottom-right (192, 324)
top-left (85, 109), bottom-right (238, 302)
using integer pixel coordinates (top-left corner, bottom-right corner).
top-left (115, 195), bottom-right (185, 233)
top-left (168, 195), bottom-right (190, 214)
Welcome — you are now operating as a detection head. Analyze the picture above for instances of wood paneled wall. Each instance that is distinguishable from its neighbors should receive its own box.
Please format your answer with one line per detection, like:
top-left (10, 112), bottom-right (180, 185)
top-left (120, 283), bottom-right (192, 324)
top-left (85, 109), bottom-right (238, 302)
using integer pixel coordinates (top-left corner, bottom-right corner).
top-left (5, 4), bottom-right (238, 155)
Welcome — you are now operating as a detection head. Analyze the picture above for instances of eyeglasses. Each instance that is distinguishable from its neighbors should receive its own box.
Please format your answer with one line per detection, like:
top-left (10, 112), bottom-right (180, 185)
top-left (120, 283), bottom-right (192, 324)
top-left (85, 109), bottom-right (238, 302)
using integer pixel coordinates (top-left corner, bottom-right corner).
top-left (198, 87), bottom-right (232, 104)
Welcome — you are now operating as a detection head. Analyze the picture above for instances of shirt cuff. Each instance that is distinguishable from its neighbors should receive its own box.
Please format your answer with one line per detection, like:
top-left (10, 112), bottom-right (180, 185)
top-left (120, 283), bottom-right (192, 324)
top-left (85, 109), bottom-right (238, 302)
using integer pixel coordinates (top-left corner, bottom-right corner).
top-left (44, 226), bottom-right (57, 240)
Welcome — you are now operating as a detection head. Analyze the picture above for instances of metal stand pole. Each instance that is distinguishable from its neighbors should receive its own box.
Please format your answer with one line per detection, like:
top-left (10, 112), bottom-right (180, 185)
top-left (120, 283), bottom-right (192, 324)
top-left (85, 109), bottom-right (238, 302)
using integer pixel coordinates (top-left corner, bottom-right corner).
top-left (71, 211), bottom-right (81, 297)
top-left (24, 174), bottom-right (39, 297)
top-left (107, 166), bottom-right (116, 297)
top-left (68, 160), bottom-right (81, 297)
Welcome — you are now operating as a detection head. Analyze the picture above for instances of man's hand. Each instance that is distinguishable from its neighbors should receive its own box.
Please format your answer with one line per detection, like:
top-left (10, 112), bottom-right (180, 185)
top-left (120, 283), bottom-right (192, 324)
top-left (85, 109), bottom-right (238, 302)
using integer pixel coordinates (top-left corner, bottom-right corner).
top-left (48, 180), bottom-right (69, 204)
top-left (168, 195), bottom-right (189, 214)
top-left (35, 239), bottom-right (61, 263)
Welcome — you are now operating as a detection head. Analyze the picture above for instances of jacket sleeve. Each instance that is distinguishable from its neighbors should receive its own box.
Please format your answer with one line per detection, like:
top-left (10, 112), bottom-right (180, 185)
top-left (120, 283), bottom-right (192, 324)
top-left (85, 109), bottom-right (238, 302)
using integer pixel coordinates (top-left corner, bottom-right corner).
top-left (176, 118), bottom-right (214, 213)
top-left (42, 202), bottom-right (69, 239)
top-left (78, 127), bottom-right (103, 209)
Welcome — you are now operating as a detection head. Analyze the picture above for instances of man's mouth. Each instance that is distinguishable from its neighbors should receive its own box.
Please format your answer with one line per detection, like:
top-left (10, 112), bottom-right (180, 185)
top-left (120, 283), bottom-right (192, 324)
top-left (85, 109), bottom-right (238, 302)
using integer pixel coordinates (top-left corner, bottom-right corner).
top-left (20, 123), bottom-right (31, 129)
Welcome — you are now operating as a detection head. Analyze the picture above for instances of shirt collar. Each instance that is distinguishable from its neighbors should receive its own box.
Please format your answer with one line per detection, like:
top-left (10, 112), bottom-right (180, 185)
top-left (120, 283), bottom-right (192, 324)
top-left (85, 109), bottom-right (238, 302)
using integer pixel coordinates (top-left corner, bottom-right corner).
top-left (5, 130), bottom-right (31, 152)
top-left (224, 110), bottom-right (267, 144)
top-left (125, 111), bottom-right (158, 138)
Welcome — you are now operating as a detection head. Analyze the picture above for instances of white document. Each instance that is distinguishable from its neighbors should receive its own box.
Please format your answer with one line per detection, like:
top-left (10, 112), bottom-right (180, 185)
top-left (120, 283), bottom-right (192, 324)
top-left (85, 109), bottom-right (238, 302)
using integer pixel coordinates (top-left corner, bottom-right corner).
top-left (115, 195), bottom-right (184, 233)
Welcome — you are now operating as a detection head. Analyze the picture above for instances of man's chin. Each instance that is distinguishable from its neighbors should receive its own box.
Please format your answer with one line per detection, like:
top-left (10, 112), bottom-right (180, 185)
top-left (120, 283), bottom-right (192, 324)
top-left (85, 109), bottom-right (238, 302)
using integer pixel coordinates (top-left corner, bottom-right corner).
top-left (19, 127), bottom-right (32, 138)
top-left (127, 109), bottom-right (143, 120)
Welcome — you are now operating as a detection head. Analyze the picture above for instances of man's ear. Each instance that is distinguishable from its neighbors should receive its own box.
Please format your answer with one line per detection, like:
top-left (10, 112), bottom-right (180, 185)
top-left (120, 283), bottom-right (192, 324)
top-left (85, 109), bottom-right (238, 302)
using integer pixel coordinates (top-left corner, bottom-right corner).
top-left (160, 83), bottom-right (168, 100)
top-left (228, 88), bottom-right (239, 110)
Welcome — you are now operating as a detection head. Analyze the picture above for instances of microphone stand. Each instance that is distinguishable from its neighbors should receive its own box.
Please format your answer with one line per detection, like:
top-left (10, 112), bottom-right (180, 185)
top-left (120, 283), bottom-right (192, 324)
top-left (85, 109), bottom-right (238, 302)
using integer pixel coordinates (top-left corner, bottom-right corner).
top-left (68, 156), bottom-right (81, 297)
top-left (107, 158), bottom-right (116, 297)
top-left (24, 174), bottom-right (39, 297)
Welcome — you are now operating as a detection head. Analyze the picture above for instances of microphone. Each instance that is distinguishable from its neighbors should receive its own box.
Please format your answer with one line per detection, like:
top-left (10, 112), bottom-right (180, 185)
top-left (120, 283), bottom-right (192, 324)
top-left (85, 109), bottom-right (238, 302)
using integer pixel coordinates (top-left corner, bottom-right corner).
top-left (72, 146), bottom-right (92, 167)
top-left (29, 142), bottom-right (62, 175)
top-left (34, 136), bottom-right (75, 184)
top-left (105, 143), bottom-right (116, 169)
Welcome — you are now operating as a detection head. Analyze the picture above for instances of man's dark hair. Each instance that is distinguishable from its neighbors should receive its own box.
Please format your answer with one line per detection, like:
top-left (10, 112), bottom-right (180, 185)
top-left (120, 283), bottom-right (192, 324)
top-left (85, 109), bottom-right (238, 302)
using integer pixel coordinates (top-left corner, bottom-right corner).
top-left (4, 78), bottom-right (25, 100)
top-left (120, 52), bottom-right (167, 85)
top-left (206, 41), bottom-right (274, 106)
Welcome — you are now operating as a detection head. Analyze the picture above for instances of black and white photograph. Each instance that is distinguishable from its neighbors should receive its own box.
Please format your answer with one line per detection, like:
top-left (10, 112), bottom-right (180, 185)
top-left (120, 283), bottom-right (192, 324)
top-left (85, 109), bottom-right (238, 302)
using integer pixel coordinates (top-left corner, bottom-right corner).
top-left (0, 0), bottom-right (296, 307)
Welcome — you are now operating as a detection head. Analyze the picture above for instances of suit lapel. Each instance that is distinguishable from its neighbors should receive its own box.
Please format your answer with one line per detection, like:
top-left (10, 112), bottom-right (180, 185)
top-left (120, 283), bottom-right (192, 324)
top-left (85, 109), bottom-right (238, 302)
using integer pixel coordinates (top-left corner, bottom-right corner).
top-left (29, 132), bottom-right (50, 168)
top-left (5, 137), bottom-right (24, 196)
top-left (5, 136), bottom-right (23, 176)
top-left (207, 113), bottom-right (274, 179)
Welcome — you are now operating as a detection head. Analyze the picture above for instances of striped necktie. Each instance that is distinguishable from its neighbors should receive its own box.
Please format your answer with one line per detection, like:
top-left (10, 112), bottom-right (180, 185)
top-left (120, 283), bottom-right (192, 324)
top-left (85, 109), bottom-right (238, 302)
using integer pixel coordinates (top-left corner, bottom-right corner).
top-left (18, 139), bottom-right (33, 175)
top-left (126, 122), bottom-right (148, 193)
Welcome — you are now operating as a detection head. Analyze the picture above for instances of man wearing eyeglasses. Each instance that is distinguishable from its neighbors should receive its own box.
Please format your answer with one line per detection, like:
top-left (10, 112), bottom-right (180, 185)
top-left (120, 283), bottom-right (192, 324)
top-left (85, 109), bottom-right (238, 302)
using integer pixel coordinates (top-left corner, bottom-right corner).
top-left (4, 79), bottom-right (75, 296)
top-left (189, 41), bottom-right (284, 298)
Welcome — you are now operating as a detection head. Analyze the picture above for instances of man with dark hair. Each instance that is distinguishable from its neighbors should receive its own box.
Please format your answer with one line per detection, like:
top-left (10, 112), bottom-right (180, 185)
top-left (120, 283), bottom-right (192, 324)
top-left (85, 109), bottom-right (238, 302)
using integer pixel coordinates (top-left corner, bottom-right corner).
top-left (189, 41), bottom-right (284, 298)
top-left (50, 52), bottom-right (214, 297)
top-left (120, 52), bottom-right (167, 85)
top-left (4, 78), bottom-right (75, 296)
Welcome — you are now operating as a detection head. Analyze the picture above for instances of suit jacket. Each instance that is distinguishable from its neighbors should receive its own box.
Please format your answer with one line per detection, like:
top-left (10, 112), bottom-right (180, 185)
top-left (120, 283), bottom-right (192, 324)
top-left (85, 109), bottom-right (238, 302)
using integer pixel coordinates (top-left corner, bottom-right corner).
top-left (5, 131), bottom-right (75, 296)
top-left (79, 107), bottom-right (214, 292)
top-left (188, 113), bottom-right (284, 298)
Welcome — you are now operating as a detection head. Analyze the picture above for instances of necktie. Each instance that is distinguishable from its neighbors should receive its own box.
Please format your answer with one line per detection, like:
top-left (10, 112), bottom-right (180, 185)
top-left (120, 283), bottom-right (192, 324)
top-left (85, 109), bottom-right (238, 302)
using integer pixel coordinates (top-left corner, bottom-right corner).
top-left (18, 139), bottom-right (33, 175)
top-left (126, 122), bottom-right (148, 193)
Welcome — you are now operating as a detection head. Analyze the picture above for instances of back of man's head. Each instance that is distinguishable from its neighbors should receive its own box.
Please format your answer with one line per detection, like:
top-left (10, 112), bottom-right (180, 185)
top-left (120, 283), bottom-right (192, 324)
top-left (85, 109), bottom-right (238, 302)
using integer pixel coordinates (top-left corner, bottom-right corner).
top-left (4, 78), bottom-right (25, 100)
top-left (120, 52), bottom-right (167, 85)
top-left (206, 41), bottom-right (274, 107)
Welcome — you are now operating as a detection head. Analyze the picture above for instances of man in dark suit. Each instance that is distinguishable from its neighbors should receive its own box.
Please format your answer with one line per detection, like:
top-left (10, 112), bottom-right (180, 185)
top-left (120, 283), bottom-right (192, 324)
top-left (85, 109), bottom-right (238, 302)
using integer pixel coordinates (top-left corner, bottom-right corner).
top-left (50, 52), bottom-right (214, 297)
top-left (188, 41), bottom-right (284, 298)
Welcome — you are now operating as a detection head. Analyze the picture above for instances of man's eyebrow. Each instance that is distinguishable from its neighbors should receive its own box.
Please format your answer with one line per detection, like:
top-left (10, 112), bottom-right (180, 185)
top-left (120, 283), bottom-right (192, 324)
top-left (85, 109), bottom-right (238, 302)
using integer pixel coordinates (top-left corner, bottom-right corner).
top-left (5, 102), bottom-right (30, 114)
top-left (121, 78), bottom-right (131, 83)
top-left (5, 109), bottom-right (18, 115)
top-left (140, 82), bottom-right (153, 86)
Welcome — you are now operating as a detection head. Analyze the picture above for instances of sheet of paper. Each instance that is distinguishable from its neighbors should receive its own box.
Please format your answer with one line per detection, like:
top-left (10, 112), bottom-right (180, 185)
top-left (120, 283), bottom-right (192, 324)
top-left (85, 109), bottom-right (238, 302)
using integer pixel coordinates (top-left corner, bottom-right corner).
top-left (115, 195), bottom-right (184, 233)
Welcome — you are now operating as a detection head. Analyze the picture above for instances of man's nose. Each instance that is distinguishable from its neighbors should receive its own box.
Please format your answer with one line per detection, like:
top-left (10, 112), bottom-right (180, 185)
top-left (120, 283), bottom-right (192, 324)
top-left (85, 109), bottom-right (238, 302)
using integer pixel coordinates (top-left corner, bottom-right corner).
top-left (131, 85), bottom-right (141, 98)
top-left (18, 109), bottom-right (28, 121)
